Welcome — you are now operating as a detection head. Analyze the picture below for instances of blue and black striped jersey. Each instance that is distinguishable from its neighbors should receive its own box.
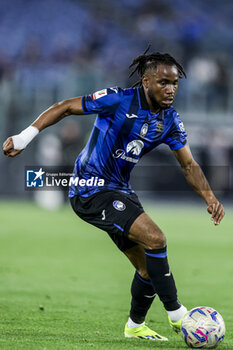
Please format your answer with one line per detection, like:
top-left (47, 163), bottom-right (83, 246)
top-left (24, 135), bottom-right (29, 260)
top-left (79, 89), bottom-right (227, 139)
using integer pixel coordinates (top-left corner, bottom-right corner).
top-left (69, 86), bottom-right (187, 198)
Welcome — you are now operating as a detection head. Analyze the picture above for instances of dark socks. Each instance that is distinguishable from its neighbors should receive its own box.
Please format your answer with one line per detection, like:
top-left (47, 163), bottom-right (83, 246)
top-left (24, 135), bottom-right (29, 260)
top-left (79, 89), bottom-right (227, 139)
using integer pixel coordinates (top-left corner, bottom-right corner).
top-left (130, 271), bottom-right (156, 324)
top-left (145, 246), bottom-right (181, 311)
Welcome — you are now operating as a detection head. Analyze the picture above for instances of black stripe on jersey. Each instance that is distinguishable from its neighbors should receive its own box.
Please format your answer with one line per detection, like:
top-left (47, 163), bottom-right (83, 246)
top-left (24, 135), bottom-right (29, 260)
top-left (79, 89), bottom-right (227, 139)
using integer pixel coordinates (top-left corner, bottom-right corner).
top-left (80, 126), bottom-right (100, 174)
top-left (101, 92), bottom-right (140, 181)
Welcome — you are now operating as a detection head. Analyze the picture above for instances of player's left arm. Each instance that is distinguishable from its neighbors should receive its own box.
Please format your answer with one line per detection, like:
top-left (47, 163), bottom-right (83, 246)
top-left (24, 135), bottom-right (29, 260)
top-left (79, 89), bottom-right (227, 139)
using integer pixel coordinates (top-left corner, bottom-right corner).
top-left (173, 144), bottom-right (225, 225)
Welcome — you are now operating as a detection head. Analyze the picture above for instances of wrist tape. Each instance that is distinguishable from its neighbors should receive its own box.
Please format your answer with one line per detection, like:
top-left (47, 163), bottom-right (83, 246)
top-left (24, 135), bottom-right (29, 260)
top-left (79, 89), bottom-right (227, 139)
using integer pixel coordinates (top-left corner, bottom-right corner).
top-left (12, 126), bottom-right (39, 150)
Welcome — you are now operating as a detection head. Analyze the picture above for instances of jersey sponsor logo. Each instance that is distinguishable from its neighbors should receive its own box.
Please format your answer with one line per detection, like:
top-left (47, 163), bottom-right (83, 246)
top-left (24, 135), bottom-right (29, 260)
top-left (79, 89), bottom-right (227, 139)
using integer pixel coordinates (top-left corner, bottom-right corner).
top-left (126, 113), bottom-right (138, 119)
top-left (113, 200), bottom-right (126, 211)
top-left (179, 122), bottom-right (185, 132)
top-left (126, 140), bottom-right (144, 155)
top-left (113, 140), bottom-right (144, 163)
top-left (112, 149), bottom-right (138, 163)
top-left (140, 123), bottom-right (149, 137)
top-left (92, 89), bottom-right (107, 100)
top-left (156, 121), bottom-right (164, 132)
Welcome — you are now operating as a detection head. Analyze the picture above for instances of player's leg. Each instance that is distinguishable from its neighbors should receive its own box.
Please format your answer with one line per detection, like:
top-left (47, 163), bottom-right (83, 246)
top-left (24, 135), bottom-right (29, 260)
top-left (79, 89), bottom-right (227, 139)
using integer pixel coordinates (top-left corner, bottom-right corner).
top-left (70, 191), bottom-right (184, 334)
top-left (121, 244), bottom-right (167, 340)
top-left (123, 245), bottom-right (155, 324)
top-left (70, 191), bottom-right (168, 339)
top-left (128, 212), bottom-right (187, 329)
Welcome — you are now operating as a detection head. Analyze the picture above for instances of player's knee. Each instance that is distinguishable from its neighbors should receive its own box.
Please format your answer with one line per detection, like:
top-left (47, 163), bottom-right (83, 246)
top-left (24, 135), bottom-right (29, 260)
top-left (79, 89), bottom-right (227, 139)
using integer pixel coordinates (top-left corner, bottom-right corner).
top-left (156, 232), bottom-right (166, 248)
top-left (147, 231), bottom-right (166, 250)
top-left (137, 269), bottom-right (150, 280)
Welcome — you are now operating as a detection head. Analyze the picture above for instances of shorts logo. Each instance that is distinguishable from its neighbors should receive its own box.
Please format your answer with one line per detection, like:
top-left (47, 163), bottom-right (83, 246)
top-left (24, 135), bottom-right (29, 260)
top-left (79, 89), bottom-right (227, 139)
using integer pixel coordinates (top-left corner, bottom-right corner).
top-left (26, 168), bottom-right (45, 187)
top-left (92, 89), bottom-right (107, 100)
top-left (101, 209), bottom-right (106, 220)
top-left (113, 200), bottom-right (126, 211)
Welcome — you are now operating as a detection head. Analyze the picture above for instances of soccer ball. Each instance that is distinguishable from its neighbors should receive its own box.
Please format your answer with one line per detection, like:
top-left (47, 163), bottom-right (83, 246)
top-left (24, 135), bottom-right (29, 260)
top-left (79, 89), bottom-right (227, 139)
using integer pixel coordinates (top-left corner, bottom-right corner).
top-left (181, 306), bottom-right (225, 348)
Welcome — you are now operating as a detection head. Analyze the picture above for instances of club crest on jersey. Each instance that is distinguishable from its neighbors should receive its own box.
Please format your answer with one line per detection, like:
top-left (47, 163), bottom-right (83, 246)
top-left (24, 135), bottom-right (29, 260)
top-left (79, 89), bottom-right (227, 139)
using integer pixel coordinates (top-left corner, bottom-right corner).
top-left (113, 200), bottom-right (126, 211)
top-left (140, 123), bottom-right (149, 137)
top-left (156, 121), bottom-right (164, 132)
top-left (92, 89), bottom-right (107, 100)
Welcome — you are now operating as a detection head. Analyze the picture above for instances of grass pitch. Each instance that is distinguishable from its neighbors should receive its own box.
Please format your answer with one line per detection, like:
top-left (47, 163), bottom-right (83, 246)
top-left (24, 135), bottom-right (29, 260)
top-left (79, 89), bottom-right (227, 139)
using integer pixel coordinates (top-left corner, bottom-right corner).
top-left (0, 200), bottom-right (232, 350)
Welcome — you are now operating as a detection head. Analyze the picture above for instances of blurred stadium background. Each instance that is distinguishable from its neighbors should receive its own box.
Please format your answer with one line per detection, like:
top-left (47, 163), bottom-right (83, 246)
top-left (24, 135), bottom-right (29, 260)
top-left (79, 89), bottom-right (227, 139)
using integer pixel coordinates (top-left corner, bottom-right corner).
top-left (0, 0), bottom-right (232, 202)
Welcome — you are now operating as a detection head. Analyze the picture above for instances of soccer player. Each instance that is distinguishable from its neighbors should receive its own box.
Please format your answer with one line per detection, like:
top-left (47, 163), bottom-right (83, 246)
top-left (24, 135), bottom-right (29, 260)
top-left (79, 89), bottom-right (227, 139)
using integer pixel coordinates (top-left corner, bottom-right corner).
top-left (3, 48), bottom-right (225, 341)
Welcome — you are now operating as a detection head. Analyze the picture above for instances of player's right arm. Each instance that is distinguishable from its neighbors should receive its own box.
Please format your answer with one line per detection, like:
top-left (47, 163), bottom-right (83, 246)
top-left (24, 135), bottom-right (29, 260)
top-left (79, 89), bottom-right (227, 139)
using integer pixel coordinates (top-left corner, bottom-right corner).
top-left (3, 87), bottom-right (124, 157)
top-left (33, 97), bottom-right (83, 131)
top-left (3, 97), bottom-right (83, 157)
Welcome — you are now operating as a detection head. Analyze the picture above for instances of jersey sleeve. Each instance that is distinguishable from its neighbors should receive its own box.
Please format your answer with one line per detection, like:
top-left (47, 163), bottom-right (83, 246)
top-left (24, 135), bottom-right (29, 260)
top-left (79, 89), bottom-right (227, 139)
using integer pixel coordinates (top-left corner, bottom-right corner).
top-left (164, 112), bottom-right (187, 150)
top-left (81, 87), bottom-right (124, 115)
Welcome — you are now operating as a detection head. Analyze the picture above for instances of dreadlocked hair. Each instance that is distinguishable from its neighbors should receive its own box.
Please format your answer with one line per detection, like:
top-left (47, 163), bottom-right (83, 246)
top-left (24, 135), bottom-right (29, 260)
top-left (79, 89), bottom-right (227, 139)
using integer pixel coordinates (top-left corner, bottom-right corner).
top-left (129, 45), bottom-right (186, 87)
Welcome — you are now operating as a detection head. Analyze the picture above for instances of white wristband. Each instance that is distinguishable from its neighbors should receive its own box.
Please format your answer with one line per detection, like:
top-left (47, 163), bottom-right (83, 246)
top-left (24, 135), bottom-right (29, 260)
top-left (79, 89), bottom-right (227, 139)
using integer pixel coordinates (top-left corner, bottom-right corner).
top-left (12, 126), bottom-right (39, 150)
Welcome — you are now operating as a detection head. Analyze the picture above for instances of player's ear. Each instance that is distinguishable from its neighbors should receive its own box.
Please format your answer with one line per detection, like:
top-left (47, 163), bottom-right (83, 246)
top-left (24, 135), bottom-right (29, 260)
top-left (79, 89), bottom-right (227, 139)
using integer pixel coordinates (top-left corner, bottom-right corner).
top-left (142, 75), bottom-right (149, 89)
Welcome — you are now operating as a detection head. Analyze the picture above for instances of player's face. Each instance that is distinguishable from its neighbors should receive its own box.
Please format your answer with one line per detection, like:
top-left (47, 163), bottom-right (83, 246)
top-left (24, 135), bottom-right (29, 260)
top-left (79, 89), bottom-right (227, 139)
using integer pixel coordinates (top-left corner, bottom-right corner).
top-left (142, 64), bottom-right (179, 111)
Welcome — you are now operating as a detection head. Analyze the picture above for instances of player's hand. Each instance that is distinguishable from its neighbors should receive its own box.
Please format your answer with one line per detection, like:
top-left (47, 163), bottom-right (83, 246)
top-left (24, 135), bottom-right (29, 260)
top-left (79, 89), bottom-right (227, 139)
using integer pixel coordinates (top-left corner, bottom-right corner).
top-left (207, 201), bottom-right (225, 226)
top-left (3, 137), bottom-right (24, 157)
